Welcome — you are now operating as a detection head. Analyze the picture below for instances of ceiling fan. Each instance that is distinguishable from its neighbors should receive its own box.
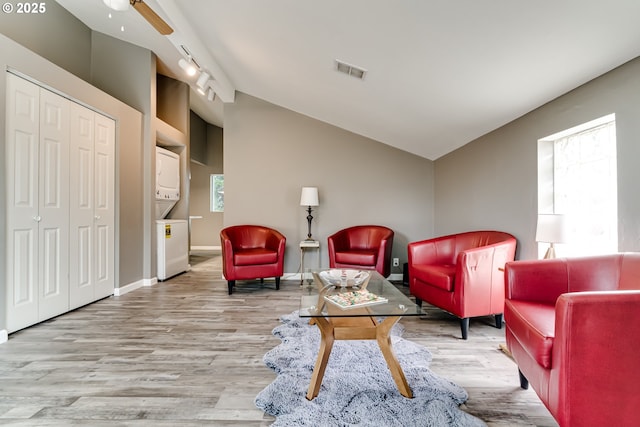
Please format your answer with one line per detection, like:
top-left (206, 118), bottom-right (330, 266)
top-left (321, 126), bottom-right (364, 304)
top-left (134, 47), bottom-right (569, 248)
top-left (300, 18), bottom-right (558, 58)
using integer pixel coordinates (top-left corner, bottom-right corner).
top-left (103, 0), bottom-right (173, 35)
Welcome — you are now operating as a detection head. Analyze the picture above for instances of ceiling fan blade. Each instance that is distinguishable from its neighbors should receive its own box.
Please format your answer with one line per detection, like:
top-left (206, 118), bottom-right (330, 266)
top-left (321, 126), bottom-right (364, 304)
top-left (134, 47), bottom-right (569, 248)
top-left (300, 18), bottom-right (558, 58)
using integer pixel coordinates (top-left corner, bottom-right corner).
top-left (131, 0), bottom-right (173, 35)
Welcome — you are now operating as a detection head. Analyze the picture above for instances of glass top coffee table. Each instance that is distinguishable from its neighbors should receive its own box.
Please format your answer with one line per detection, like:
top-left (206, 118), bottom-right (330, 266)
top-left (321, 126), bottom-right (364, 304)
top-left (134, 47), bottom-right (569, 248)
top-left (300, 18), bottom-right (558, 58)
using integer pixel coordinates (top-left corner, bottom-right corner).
top-left (299, 269), bottom-right (422, 400)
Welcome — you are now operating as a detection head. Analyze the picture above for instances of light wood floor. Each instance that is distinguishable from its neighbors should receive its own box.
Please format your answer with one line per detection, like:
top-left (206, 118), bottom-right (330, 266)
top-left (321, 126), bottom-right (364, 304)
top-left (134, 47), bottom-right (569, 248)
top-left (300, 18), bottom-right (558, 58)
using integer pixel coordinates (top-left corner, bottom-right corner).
top-left (0, 254), bottom-right (558, 426)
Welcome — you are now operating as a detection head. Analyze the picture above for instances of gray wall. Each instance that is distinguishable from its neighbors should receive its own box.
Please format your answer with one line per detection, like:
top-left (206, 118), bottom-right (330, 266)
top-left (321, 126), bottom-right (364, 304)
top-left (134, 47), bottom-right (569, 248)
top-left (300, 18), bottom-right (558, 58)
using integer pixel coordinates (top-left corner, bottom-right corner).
top-left (0, 0), bottom-right (91, 81)
top-left (190, 111), bottom-right (224, 248)
top-left (224, 93), bottom-right (435, 275)
top-left (434, 56), bottom-right (640, 261)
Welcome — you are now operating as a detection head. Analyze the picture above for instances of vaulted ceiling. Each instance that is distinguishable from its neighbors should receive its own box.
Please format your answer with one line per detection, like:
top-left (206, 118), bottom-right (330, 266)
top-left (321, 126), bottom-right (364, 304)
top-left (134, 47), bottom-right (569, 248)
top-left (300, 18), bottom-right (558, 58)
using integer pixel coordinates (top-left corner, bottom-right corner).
top-left (56, 0), bottom-right (640, 160)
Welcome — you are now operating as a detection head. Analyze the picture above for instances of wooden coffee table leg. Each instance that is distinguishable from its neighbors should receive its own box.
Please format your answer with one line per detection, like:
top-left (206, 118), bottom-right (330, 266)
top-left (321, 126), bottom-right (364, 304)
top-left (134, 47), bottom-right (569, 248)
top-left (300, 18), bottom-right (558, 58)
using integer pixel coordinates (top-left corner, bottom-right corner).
top-left (376, 315), bottom-right (413, 398)
top-left (306, 314), bottom-right (413, 400)
top-left (306, 317), bottom-right (334, 400)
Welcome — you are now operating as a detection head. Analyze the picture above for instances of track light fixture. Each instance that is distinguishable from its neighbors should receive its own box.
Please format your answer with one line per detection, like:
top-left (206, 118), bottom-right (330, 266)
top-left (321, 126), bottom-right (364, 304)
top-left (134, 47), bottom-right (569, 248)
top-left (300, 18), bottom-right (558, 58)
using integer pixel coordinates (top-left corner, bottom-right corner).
top-left (207, 88), bottom-right (216, 102)
top-left (178, 57), bottom-right (197, 76)
top-left (196, 71), bottom-right (211, 90)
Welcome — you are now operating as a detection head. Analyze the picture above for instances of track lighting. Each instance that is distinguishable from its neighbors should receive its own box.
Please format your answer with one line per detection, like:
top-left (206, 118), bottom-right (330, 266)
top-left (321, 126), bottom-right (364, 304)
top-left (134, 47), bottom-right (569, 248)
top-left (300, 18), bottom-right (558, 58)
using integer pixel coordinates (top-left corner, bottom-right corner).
top-left (196, 71), bottom-right (210, 90)
top-left (103, 0), bottom-right (129, 11)
top-left (178, 57), bottom-right (197, 76)
top-left (207, 88), bottom-right (216, 102)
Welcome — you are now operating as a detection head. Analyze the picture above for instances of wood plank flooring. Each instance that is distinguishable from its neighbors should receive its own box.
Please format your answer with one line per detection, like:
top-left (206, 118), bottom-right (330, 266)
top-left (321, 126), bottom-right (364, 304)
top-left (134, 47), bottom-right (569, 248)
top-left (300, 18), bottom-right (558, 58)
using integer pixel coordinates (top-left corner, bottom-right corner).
top-left (0, 254), bottom-right (558, 426)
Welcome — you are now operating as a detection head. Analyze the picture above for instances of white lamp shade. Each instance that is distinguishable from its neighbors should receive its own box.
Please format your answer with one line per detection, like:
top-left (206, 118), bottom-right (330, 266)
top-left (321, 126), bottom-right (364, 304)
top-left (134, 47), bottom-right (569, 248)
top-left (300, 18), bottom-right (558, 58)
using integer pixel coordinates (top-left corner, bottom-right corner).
top-left (536, 214), bottom-right (568, 243)
top-left (103, 0), bottom-right (129, 11)
top-left (300, 187), bottom-right (319, 206)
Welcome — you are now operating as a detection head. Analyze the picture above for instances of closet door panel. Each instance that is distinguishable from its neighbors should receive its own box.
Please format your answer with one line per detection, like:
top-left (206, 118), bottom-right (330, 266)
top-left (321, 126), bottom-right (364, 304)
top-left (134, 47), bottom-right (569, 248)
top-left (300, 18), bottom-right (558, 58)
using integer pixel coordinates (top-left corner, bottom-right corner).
top-left (69, 103), bottom-right (95, 309)
top-left (38, 89), bottom-right (70, 320)
top-left (41, 227), bottom-right (62, 298)
top-left (6, 73), bottom-right (40, 332)
top-left (11, 230), bottom-right (36, 306)
top-left (93, 113), bottom-right (115, 299)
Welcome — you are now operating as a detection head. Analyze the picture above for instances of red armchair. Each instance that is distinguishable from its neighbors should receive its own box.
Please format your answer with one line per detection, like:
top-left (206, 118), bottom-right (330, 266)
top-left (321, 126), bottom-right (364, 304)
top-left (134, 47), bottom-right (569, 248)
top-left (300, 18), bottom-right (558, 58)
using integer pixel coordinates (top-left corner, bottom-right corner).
top-left (220, 225), bottom-right (286, 295)
top-left (328, 225), bottom-right (394, 277)
top-left (408, 230), bottom-right (517, 339)
top-left (504, 253), bottom-right (640, 427)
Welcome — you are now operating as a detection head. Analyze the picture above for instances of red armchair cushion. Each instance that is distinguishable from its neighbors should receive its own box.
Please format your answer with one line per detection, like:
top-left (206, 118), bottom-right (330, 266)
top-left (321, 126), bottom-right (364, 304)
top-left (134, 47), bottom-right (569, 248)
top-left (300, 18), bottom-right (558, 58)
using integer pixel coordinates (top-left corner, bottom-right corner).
top-left (334, 250), bottom-right (377, 266)
top-left (234, 248), bottom-right (278, 266)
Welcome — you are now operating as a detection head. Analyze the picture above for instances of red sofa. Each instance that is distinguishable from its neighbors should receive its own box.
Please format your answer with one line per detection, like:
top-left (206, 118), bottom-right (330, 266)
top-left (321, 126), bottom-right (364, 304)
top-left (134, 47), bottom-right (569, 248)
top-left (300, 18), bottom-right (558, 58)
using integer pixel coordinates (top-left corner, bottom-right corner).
top-left (328, 225), bottom-right (394, 277)
top-left (220, 225), bottom-right (286, 295)
top-left (408, 230), bottom-right (517, 339)
top-left (504, 253), bottom-right (640, 427)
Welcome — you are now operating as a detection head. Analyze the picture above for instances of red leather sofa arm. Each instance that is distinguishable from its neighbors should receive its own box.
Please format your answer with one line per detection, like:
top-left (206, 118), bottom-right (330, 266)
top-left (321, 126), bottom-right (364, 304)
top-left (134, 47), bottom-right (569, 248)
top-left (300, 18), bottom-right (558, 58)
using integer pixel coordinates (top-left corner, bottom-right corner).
top-left (456, 244), bottom-right (506, 294)
top-left (376, 236), bottom-right (393, 275)
top-left (220, 230), bottom-right (236, 267)
top-left (265, 229), bottom-right (286, 252)
top-left (551, 290), bottom-right (640, 426)
top-left (327, 230), bottom-right (350, 252)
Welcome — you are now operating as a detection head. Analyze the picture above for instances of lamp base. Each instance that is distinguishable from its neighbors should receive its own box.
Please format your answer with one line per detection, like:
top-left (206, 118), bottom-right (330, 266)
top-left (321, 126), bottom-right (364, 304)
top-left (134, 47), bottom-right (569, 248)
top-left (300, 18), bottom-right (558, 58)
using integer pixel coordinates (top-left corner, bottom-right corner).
top-left (305, 206), bottom-right (314, 241)
top-left (543, 244), bottom-right (556, 259)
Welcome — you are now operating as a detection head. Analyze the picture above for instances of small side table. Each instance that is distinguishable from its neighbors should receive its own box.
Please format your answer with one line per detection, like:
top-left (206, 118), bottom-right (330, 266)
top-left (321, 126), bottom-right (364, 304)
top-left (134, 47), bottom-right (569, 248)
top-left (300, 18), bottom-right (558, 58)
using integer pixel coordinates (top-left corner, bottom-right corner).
top-left (300, 240), bottom-right (320, 285)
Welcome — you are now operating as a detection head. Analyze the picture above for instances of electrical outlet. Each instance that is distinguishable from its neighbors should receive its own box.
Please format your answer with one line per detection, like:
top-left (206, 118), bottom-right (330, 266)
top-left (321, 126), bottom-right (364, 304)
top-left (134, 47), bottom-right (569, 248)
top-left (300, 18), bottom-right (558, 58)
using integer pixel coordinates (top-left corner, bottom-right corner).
top-left (392, 258), bottom-right (399, 267)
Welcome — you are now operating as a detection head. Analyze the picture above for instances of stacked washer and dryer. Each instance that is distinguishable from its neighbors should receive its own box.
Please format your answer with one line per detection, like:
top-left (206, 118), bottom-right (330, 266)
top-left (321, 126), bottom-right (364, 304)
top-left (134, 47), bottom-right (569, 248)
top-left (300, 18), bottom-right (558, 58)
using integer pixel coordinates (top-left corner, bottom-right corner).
top-left (155, 146), bottom-right (189, 281)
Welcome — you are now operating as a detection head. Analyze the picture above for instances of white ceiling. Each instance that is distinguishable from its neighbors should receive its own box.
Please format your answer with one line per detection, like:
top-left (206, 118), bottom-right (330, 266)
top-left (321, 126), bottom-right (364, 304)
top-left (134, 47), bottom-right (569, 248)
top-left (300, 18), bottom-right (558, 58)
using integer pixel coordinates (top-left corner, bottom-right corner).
top-left (56, 0), bottom-right (640, 160)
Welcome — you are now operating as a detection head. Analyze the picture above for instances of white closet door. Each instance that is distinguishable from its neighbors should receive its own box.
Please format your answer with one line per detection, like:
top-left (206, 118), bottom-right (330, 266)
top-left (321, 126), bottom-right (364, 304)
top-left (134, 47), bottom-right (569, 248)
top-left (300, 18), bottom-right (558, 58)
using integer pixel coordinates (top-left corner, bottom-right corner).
top-left (69, 104), bottom-right (115, 308)
top-left (38, 88), bottom-right (70, 320)
top-left (6, 73), bottom-right (40, 331)
top-left (93, 113), bottom-right (115, 300)
top-left (69, 102), bottom-right (96, 309)
top-left (6, 74), bottom-right (70, 332)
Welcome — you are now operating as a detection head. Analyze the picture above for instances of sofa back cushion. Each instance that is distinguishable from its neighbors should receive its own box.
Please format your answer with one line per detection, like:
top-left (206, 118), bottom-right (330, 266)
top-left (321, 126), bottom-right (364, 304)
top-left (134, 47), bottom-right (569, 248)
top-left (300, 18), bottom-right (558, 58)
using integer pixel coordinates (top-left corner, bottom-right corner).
top-left (225, 226), bottom-right (273, 250)
top-left (453, 231), bottom-right (515, 259)
top-left (567, 253), bottom-right (640, 292)
top-left (341, 226), bottom-right (392, 250)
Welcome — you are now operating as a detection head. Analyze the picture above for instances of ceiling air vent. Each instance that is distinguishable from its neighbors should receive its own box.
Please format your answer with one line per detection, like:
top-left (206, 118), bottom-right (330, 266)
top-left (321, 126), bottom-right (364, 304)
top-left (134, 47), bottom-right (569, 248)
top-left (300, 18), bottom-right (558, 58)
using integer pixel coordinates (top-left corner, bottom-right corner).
top-left (335, 60), bottom-right (367, 80)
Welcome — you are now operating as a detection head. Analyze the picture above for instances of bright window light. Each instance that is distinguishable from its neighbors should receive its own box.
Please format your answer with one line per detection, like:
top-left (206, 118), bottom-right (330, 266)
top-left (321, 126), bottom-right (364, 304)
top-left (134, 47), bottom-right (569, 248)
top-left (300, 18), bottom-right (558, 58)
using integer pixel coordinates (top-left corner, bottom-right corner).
top-left (537, 114), bottom-right (617, 258)
top-left (210, 174), bottom-right (224, 212)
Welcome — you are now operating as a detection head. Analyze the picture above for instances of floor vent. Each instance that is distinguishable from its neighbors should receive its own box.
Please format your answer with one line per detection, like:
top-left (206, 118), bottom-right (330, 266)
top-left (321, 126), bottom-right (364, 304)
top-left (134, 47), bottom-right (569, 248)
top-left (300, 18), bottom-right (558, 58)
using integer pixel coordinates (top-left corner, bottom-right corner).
top-left (335, 60), bottom-right (367, 80)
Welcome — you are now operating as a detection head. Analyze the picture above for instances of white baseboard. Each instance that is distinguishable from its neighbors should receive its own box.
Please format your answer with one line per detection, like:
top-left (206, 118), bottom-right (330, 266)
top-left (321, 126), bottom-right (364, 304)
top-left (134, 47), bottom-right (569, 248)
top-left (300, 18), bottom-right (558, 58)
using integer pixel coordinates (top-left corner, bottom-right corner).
top-left (190, 245), bottom-right (221, 251)
top-left (114, 277), bottom-right (158, 296)
top-left (0, 329), bottom-right (8, 344)
top-left (388, 273), bottom-right (403, 281)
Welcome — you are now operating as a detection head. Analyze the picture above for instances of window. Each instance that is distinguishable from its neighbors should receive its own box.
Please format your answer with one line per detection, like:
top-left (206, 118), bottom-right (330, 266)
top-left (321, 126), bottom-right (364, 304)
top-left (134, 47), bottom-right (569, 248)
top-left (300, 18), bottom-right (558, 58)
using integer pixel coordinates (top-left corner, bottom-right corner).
top-left (210, 174), bottom-right (224, 212)
top-left (537, 114), bottom-right (617, 257)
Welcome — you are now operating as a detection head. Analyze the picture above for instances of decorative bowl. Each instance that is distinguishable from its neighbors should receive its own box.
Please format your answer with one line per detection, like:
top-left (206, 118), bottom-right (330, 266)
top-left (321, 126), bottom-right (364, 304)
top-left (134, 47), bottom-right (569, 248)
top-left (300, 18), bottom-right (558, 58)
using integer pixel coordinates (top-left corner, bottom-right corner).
top-left (319, 269), bottom-right (369, 287)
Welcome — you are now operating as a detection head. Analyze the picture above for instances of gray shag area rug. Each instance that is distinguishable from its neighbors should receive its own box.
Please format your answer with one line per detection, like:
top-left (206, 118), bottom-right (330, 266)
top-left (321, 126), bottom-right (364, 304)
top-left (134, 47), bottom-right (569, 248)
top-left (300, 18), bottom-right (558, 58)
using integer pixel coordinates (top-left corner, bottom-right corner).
top-left (255, 311), bottom-right (487, 427)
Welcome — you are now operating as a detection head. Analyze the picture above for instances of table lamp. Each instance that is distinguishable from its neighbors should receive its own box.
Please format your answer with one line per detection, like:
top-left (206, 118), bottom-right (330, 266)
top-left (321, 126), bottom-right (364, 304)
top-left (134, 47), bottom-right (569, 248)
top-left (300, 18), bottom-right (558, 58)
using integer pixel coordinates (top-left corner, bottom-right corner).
top-left (300, 187), bottom-right (319, 240)
top-left (536, 213), bottom-right (568, 259)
